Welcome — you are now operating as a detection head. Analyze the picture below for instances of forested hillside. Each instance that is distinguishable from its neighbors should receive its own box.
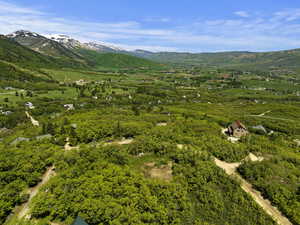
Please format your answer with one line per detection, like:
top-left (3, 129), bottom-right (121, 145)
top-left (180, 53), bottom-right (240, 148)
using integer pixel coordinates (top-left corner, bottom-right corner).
top-left (139, 49), bottom-right (300, 71)
top-left (75, 49), bottom-right (164, 70)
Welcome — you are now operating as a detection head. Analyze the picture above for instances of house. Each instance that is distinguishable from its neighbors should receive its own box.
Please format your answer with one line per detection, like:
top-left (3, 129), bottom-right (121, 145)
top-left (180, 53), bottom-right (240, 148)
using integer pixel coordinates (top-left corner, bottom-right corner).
top-left (1, 110), bottom-right (12, 115)
top-left (71, 216), bottom-right (89, 225)
top-left (75, 79), bottom-right (88, 86)
top-left (227, 121), bottom-right (248, 138)
top-left (4, 87), bottom-right (14, 90)
top-left (25, 102), bottom-right (35, 109)
top-left (64, 104), bottom-right (75, 111)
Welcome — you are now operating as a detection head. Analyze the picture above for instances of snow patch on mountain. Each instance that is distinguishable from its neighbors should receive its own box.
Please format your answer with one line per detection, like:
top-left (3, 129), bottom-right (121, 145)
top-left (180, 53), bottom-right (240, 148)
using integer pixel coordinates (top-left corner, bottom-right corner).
top-left (7, 30), bottom-right (41, 38)
top-left (6, 30), bottom-right (156, 54)
top-left (47, 34), bottom-right (126, 52)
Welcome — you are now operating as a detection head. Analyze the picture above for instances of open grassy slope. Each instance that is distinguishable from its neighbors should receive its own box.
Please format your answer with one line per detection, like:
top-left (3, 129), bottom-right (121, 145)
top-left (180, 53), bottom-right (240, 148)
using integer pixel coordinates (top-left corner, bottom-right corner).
top-left (0, 60), bottom-right (51, 81)
top-left (0, 35), bottom-right (86, 69)
top-left (76, 48), bottom-right (165, 69)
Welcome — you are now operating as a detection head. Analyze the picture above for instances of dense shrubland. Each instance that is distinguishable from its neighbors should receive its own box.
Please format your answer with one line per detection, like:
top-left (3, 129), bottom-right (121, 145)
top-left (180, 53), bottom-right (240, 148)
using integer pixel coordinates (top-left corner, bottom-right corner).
top-left (28, 145), bottom-right (275, 225)
top-left (0, 66), bottom-right (299, 225)
top-left (0, 142), bottom-right (59, 224)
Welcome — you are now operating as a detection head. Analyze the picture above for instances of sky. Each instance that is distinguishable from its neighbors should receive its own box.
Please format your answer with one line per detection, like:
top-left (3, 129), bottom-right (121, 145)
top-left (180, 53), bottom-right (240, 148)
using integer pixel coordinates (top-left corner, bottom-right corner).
top-left (1, 0), bottom-right (300, 52)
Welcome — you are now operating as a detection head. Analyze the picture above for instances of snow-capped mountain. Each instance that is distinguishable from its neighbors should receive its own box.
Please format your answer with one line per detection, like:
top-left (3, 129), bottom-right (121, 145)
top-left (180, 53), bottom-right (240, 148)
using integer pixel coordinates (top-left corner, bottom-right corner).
top-left (6, 30), bottom-right (83, 59)
top-left (6, 30), bottom-right (157, 62)
top-left (6, 30), bottom-right (41, 39)
top-left (47, 34), bottom-right (85, 49)
top-left (47, 34), bottom-right (125, 53)
top-left (85, 41), bottom-right (125, 52)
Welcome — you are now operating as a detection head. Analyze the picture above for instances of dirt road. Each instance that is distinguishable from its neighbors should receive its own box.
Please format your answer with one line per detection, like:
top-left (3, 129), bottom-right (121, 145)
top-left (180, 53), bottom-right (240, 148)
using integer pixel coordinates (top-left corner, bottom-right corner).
top-left (25, 111), bottom-right (39, 127)
top-left (18, 166), bottom-right (56, 219)
top-left (258, 110), bottom-right (272, 117)
top-left (103, 138), bottom-right (134, 146)
top-left (248, 111), bottom-right (296, 122)
top-left (64, 138), bottom-right (79, 151)
top-left (214, 158), bottom-right (293, 225)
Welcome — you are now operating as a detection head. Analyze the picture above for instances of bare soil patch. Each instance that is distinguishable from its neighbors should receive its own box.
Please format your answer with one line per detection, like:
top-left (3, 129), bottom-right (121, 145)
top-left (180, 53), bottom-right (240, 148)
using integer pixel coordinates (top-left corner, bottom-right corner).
top-left (157, 122), bottom-right (167, 127)
top-left (244, 153), bottom-right (264, 162)
top-left (103, 138), bottom-right (134, 146)
top-left (143, 162), bottom-right (173, 182)
top-left (64, 138), bottom-right (79, 151)
top-left (177, 144), bottom-right (184, 149)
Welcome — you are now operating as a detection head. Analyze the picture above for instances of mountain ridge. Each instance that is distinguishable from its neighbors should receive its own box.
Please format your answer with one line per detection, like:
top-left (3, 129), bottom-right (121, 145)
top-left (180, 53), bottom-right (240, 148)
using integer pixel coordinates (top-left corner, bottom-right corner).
top-left (3, 31), bottom-right (164, 71)
top-left (5, 30), bottom-right (300, 71)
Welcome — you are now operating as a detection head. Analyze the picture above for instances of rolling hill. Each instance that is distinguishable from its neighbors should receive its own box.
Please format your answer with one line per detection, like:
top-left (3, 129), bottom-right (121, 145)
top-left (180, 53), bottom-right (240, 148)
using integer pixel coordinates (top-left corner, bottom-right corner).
top-left (76, 48), bottom-right (164, 69)
top-left (0, 60), bottom-right (51, 82)
top-left (0, 35), bottom-right (87, 82)
top-left (4, 30), bottom-right (300, 72)
top-left (135, 49), bottom-right (300, 71)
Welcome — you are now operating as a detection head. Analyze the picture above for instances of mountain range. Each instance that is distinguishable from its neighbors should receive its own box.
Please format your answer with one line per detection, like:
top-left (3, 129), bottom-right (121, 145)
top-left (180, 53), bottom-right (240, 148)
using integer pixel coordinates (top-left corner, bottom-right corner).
top-left (0, 31), bottom-right (165, 83)
top-left (3, 30), bottom-right (300, 72)
top-left (3, 31), bottom-right (163, 70)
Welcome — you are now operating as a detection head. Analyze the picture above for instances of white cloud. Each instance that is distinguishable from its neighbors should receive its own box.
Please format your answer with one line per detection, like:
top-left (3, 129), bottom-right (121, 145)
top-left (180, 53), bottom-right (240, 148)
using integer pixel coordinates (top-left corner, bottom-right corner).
top-left (235, 11), bottom-right (250, 18)
top-left (273, 8), bottom-right (300, 21)
top-left (0, 0), bottom-right (43, 15)
top-left (108, 43), bottom-right (178, 52)
top-left (144, 17), bottom-right (171, 23)
top-left (0, 0), bottom-right (300, 52)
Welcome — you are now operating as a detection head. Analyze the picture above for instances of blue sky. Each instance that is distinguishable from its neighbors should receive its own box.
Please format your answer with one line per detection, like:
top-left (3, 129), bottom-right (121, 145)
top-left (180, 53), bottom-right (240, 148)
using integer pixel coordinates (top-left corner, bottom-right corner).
top-left (1, 0), bottom-right (300, 52)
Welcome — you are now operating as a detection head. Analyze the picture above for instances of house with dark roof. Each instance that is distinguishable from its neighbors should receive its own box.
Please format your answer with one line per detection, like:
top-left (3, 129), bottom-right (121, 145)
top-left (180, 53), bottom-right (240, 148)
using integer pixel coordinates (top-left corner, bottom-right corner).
top-left (227, 121), bottom-right (248, 138)
top-left (72, 216), bottom-right (89, 225)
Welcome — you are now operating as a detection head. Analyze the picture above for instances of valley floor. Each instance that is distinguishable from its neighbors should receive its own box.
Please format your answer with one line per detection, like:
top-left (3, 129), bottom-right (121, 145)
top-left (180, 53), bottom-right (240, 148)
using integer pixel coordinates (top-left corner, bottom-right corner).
top-left (0, 66), bottom-right (299, 225)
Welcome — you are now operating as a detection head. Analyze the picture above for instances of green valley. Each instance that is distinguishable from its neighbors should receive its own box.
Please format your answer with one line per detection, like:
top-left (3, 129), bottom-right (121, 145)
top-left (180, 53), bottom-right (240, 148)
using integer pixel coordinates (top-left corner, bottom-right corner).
top-left (0, 30), bottom-right (299, 225)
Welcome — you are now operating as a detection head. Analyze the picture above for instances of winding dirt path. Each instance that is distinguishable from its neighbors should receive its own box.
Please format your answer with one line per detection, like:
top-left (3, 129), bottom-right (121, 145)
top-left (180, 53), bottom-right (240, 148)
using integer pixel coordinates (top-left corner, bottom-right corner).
top-left (18, 166), bottom-right (56, 220)
top-left (64, 138), bottom-right (79, 151)
top-left (214, 158), bottom-right (293, 225)
top-left (258, 110), bottom-right (272, 117)
top-left (25, 111), bottom-right (39, 127)
top-left (103, 138), bottom-right (134, 146)
top-left (248, 111), bottom-right (296, 122)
